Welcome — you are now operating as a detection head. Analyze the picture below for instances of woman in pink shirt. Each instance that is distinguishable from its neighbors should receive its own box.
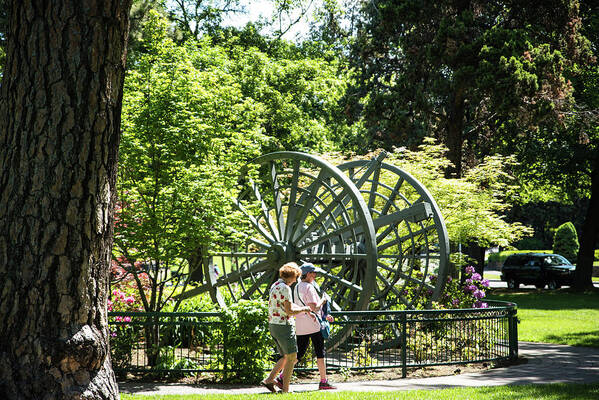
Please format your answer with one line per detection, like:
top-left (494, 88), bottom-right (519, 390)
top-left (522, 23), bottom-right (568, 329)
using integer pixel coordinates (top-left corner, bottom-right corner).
top-left (291, 263), bottom-right (336, 390)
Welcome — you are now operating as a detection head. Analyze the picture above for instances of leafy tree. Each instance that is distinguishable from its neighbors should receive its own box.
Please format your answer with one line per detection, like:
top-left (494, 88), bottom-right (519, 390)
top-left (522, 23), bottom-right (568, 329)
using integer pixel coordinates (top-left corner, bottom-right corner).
top-left (0, 1), bottom-right (131, 398)
top-left (307, 0), bottom-right (362, 55)
top-left (388, 139), bottom-right (533, 249)
top-left (228, 43), bottom-right (354, 152)
top-left (166, 0), bottom-right (245, 41)
top-left (115, 11), bottom-right (271, 363)
top-left (324, 138), bottom-right (533, 256)
top-left (553, 222), bottom-right (580, 263)
top-left (348, 0), bottom-right (590, 177)
top-left (128, 0), bottom-right (169, 63)
top-left (512, 1), bottom-right (598, 289)
top-left (115, 9), bottom-right (267, 314)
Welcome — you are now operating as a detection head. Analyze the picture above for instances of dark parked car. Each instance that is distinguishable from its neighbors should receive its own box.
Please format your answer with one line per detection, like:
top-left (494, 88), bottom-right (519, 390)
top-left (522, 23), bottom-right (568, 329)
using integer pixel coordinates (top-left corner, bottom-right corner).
top-left (500, 253), bottom-right (575, 290)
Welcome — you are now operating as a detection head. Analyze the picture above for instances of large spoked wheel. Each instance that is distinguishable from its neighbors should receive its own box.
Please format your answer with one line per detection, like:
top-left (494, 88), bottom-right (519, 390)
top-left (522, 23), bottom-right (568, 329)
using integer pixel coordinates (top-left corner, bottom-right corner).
top-left (180, 152), bottom-right (378, 314)
top-left (337, 153), bottom-right (449, 310)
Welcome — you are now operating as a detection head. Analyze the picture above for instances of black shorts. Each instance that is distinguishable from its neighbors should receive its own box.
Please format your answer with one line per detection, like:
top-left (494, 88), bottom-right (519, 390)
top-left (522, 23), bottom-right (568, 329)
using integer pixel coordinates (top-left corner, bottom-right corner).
top-left (297, 331), bottom-right (325, 360)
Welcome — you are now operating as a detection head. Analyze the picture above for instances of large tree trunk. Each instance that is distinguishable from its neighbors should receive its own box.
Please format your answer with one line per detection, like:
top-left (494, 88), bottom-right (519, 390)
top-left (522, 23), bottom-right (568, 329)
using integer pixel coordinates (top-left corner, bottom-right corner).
top-left (575, 157), bottom-right (599, 291)
top-left (445, 86), bottom-right (466, 178)
top-left (0, 1), bottom-right (132, 399)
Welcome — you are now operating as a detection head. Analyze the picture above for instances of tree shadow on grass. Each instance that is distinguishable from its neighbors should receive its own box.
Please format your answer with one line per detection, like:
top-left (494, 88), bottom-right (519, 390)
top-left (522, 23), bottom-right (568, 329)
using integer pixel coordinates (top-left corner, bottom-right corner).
top-left (544, 331), bottom-right (599, 348)
top-left (487, 289), bottom-right (599, 310)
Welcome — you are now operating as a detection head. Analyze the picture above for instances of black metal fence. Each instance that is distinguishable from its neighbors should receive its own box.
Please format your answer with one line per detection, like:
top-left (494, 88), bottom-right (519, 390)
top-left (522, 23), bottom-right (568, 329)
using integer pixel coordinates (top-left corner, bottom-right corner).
top-left (108, 300), bottom-right (517, 378)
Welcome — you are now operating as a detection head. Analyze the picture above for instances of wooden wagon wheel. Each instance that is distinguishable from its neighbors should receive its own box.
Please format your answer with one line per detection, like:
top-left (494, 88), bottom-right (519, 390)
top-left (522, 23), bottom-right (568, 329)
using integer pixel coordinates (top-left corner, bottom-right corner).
top-left (337, 152), bottom-right (450, 310)
top-left (179, 152), bottom-right (378, 316)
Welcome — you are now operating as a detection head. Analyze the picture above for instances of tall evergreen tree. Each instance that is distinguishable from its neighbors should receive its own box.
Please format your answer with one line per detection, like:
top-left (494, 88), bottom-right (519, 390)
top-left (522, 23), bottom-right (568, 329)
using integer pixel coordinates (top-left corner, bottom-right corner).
top-left (349, 0), bottom-right (589, 177)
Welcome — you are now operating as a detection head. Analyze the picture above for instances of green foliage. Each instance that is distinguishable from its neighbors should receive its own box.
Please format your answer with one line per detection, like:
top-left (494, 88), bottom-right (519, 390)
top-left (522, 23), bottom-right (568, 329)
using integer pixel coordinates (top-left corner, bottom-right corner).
top-left (326, 138), bottom-right (533, 248)
top-left (110, 325), bottom-right (141, 376)
top-left (552, 222), bottom-right (580, 263)
top-left (153, 345), bottom-right (199, 378)
top-left (115, 10), bottom-right (268, 312)
top-left (160, 294), bottom-right (218, 348)
top-left (393, 140), bottom-right (533, 247)
top-left (218, 38), bottom-right (355, 152)
top-left (348, 0), bottom-right (591, 174)
top-left (214, 299), bottom-right (271, 384)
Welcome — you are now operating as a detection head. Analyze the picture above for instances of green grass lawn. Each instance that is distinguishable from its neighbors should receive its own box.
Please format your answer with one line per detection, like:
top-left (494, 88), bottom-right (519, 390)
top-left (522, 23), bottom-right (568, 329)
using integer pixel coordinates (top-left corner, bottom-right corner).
top-left (121, 383), bottom-right (599, 400)
top-left (487, 289), bottom-right (599, 347)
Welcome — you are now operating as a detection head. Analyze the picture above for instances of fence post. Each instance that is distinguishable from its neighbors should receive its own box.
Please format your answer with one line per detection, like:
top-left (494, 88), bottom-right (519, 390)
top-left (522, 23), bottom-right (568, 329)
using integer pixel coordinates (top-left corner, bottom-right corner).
top-left (508, 307), bottom-right (518, 361)
top-left (401, 312), bottom-right (407, 378)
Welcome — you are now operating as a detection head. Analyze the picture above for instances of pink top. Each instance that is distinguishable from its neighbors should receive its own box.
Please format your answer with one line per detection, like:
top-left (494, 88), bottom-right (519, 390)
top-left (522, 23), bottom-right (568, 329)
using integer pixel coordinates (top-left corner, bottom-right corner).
top-left (294, 281), bottom-right (321, 335)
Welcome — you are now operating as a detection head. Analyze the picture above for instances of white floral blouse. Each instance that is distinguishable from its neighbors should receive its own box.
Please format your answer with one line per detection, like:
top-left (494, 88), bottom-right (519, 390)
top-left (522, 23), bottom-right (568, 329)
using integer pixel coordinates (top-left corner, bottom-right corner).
top-left (268, 279), bottom-right (294, 326)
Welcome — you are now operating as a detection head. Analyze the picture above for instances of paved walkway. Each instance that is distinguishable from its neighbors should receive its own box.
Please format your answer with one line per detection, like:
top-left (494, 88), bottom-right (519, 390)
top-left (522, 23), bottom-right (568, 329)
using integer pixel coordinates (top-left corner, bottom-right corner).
top-left (119, 342), bottom-right (599, 395)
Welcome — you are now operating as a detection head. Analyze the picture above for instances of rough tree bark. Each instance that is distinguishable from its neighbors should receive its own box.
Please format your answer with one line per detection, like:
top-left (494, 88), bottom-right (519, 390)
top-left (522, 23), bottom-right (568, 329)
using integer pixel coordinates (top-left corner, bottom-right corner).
top-left (0, 1), bottom-right (132, 398)
top-left (575, 157), bottom-right (599, 291)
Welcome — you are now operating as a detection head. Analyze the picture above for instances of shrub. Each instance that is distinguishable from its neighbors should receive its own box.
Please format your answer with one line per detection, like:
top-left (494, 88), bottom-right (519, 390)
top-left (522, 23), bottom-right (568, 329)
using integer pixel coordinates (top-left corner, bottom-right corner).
top-left (399, 267), bottom-right (490, 310)
top-left (108, 285), bottom-right (144, 375)
top-left (212, 299), bottom-right (271, 384)
top-left (160, 294), bottom-right (216, 347)
top-left (552, 222), bottom-right (579, 264)
top-left (153, 345), bottom-right (199, 379)
top-left (437, 266), bottom-right (490, 309)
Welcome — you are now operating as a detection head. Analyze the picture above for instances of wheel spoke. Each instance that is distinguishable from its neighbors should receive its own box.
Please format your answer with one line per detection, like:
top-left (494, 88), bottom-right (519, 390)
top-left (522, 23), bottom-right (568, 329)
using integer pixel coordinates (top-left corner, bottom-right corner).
top-left (374, 202), bottom-right (433, 231)
top-left (300, 253), bottom-right (368, 260)
top-left (352, 153), bottom-right (387, 190)
top-left (232, 198), bottom-right (276, 244)
top-left (241, 270), bottom-right (276, 300)
top-left (284, 160), bottom-right (301, 240)
top-left (322, 154), bottom-right (385, 230)
top-left (230, 228), bottom-right (270, 249)
top-left (296, 221), bottom-right (360, 251)
top-left (380, 177), bottom-right (404, 216)
top-left (217, 259), bottom-right (271, 286)
top-left (288, 169), bottom-right (328, 241)
top-left (378, 224), bottom-right (436, 250)
top-left (249, 178), bottom-right (280, 241)
top-left (270, 162), bottom-right (286, 239)
top-left (367, 165), bottom-right (380, 211)
top-left (313, 269), bottom-right (363, 292)
top-left (293, 186), bottom-right (351, 244)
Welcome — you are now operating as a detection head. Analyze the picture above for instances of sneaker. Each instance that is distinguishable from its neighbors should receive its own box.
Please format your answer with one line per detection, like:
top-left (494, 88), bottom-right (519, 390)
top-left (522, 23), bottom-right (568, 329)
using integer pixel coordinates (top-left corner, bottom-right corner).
top-left (319, 380), bottom-right (336, 390)
top-left (275, 376), bottom-right (284, 390)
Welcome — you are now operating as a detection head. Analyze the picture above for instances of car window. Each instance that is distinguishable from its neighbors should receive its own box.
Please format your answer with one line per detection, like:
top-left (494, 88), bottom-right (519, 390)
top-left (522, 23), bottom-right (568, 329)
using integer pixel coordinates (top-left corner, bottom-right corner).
top-left (504, 255), bottom-right (522, 266)
top-left (543, 255), bottom-right (572, 266)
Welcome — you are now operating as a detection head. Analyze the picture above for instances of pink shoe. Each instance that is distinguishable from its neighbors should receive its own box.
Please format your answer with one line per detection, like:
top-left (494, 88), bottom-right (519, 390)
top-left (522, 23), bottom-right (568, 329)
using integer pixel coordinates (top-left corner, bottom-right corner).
top-left (319, 380), bottom-right (336, 390)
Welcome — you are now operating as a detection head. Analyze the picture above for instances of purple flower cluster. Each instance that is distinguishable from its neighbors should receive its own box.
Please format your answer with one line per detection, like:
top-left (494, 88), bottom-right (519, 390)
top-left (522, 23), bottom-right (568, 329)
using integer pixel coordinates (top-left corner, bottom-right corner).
top-left (461, 267), bottom-right (488, 308)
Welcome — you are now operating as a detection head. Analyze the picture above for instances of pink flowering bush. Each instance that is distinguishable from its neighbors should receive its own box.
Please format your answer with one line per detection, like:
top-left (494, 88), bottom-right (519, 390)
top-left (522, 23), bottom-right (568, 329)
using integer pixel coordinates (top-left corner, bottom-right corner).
top-left (437, 266), bottom-right (490, 309)
top-left (109, 263), bottom-right (146, 374)
top-left (398, 266), bottom-right (489, 310)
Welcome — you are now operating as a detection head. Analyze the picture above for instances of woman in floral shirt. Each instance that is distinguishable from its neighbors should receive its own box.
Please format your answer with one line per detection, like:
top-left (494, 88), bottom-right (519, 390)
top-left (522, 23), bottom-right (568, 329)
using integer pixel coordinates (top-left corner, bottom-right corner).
top-left (261, 262), bottom-right (310, 393)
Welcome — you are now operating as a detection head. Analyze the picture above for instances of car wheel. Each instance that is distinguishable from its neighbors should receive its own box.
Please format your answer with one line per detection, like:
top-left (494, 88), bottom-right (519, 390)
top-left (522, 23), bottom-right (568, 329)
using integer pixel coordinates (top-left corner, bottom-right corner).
top-left (507, 278), bottom-right (519, 290)
top-left (548, 279), bottom-right (560, 290)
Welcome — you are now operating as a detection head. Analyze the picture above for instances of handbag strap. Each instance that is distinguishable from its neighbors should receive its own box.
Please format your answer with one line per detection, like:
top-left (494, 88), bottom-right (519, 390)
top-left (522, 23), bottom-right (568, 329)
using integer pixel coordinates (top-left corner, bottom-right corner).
top-left (295, 283), bottom-right (322, 322)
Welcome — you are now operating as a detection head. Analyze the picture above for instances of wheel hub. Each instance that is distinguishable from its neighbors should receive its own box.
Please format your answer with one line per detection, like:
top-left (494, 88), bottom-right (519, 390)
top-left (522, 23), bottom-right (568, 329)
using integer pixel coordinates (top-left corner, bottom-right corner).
top-left (267, 242), bottom-right (296, 266)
